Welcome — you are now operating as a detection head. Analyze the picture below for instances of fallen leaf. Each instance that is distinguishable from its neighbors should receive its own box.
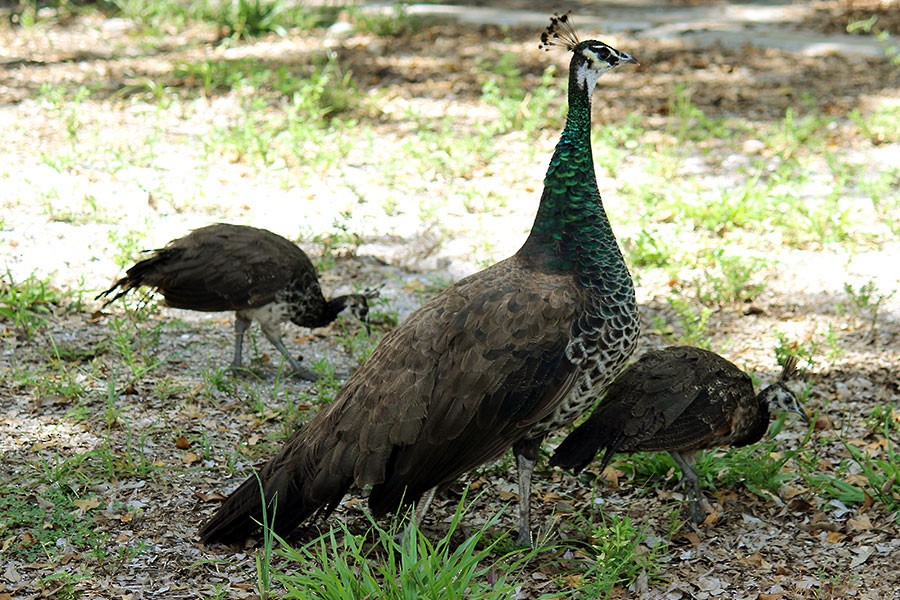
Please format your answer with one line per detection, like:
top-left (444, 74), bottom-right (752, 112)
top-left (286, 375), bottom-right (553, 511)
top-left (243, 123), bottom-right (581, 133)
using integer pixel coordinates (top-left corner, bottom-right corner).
top-left (175, 436), bottom-right (190, 449)
top-left (847, 514), bottom-right (872, 532)
top-left (682, 531), bottom-right (701, 546)
top-left (194, 490), bottom-right (228, 502)
top-left (825, 530), bottom-right (845, 544)
top-left (73, 497), bottom-right (100, 512)
top-left (181, 452), bottom-right (200, 464)
top-left (739, 552), bottom-right (771, 569)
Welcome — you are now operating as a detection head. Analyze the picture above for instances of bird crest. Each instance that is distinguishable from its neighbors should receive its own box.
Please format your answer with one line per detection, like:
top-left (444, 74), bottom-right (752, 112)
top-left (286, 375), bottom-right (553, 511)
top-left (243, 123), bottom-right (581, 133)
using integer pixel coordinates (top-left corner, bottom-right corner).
top-left (779, 355), bottom-right (799, 381)
top-left (539, 12), bottom-right (580, 52)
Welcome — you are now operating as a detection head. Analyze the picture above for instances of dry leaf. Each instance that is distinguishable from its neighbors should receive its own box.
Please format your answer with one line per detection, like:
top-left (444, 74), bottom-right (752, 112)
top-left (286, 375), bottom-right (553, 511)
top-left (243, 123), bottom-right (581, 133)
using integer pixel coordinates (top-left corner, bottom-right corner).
top-left (740, 552), bottom-right (771, 569)
top-left (175, 436), bottom-right (190, 449)
top-left (181, 451), bottom-right (200, 464)
top-left (498, 490), bottom-right (518, 500)
top-left (193, 491), bottom-right (228, 503)
top-left (825, 530), bottom-right (845, 544)
top-left (73, 497), bottom-right (100, 512)
top-left (847, 514), bottom-right (872, 532)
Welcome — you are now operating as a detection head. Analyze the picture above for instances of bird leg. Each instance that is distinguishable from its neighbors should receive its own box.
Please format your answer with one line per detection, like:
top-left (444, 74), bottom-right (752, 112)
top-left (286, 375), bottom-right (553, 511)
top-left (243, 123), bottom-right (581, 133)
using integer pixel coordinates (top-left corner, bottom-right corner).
top-left (258, 322), bottom-right (318, 381)
top-left (395, 487), bottom-right (437, 544)
top-left (231, 314), bottom-right (252, 370)
top-left (512, 437), bottom-right (542, 548)
top-left (670, 451), bottom-right (708, 524)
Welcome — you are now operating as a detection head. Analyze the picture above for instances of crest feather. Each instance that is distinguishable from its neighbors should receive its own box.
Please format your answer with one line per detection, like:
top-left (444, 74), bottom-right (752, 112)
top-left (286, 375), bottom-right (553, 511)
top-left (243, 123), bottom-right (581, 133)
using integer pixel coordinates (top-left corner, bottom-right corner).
top-left (780, 355), bottom-right (799, 381)
top-left (539, 12), bottom-right (580, 52)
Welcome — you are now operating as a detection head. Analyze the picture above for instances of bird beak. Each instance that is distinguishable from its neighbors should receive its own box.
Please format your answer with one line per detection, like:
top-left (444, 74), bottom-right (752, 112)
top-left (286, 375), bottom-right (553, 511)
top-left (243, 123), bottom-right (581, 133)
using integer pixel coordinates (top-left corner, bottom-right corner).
top-left (797, 408), bottom-right (811, 426)
top-left (364, 317), bottom-right (371, 336)
top-left (620, 52), bottom-right (639, 66)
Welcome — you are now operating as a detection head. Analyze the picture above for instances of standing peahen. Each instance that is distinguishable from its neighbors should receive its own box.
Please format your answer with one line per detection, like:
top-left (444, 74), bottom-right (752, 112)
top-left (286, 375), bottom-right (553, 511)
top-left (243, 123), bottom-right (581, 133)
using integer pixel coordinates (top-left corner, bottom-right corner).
top-left (199, 14), bottom-right (640, 547)
top-left (551, 345), bottom-right (809, 523)
top-left (96, 223), bottom-right (372, 380)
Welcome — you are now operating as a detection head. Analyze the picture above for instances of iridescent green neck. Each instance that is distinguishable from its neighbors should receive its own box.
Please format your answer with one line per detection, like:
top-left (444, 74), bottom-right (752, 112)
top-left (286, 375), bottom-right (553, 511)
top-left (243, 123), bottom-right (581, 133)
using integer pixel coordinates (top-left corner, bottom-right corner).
top-left (519, 60), bottom-right (628, 289)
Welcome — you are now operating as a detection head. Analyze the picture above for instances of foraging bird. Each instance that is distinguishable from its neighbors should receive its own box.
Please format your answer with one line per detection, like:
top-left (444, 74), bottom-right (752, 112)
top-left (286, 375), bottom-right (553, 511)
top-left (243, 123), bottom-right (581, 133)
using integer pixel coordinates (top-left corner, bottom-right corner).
top-left (550, 346), bottom-right (809, 523)
top-left (199, 14), bottom-right (639, 547)
top-left (96, 223), bottom-right (372, 380)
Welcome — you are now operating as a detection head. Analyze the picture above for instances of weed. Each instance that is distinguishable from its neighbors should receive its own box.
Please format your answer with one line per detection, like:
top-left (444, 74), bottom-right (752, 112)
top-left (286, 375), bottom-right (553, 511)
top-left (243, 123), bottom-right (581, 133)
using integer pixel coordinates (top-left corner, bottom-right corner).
top-left (0, 271), bottom-right (71, 339)
top-left (351, 3), bottom-right (419, 37)
top-left (841, 280), bottom-right (895, 337)
top-left (624, 228), bottom-right (672, 268)
top-left (481, 54), bottom-right (558, 136)
top-left (695, 250), bottom-right (768, 307)
top-left (277, 493), bottom-right (532, 599)
top-left (774, 330), bottom-right (817, 370)
top-left (575, 513), bottom-right (665, 597)
top-left (221, 0), bottom-right (288, 40)
top-left (666, 295), bottom-right (712, 348)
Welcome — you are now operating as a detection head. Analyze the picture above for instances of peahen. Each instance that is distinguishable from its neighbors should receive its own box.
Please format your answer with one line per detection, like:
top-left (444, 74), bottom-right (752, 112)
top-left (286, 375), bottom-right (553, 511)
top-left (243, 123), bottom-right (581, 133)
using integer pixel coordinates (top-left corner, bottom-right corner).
top-left (199, 14), bottom-right (639, 547)
top-left (551, 345), bottom-right (809, 523)
top-left (96, 223), bottom-right (372, 380)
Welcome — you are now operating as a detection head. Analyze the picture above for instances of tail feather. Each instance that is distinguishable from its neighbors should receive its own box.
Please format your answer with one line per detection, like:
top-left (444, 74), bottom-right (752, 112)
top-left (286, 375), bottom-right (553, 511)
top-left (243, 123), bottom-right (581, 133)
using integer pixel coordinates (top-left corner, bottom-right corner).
top-left (550, 416), bottom-right (617, 473)
top-left (199, 425), bottom-right (352, 545)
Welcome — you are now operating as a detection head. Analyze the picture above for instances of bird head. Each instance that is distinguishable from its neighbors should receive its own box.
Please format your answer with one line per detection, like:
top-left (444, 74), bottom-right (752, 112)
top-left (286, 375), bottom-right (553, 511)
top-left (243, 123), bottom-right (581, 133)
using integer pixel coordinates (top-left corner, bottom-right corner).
top-left (345, 294), bottom-right (371, 335)
top-left (761, 356), bottom-right (809, 424)
top-left (539, 13), bottom-right (638, 92)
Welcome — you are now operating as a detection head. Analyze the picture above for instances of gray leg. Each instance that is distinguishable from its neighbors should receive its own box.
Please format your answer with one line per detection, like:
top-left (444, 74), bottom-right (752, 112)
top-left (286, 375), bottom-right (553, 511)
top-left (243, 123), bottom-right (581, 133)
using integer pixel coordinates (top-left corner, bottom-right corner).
top-left (414, 487), bottom-right (437, 528)
top-left (515, 452), bottom-right (536, 548)
top-left (396, 487), bottom-right (437, 544)
top-left (259, 323), bottom-right (318, 380)
top-left (231, 314), bottom-right (252, 369)
top-left (670, 451), bottom-right (707, 524)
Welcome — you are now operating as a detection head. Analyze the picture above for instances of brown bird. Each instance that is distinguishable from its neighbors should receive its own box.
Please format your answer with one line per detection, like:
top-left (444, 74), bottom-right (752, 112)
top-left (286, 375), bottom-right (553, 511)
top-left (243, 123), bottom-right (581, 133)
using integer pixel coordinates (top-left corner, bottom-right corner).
top-left (199, 14), bottom-right (640, 547)
top-left (96, 223), bottom-right (371, 380)
top-left (550, 345), bottom-right (809, 523)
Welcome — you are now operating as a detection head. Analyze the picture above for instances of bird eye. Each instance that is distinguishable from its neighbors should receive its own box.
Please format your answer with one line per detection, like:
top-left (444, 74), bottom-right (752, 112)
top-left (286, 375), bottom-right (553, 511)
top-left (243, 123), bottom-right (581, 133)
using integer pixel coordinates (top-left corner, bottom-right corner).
top-left (595, 46), bottom-right (610, 61)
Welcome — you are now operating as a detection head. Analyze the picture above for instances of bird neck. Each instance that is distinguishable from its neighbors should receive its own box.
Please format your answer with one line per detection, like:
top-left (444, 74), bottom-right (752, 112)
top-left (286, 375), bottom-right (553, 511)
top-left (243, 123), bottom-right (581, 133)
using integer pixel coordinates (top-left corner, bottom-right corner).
top-left (518, 59), bottom-right (630, 294)
top-left (734, 391), bottom-right (771, 447)
top-left (322, 296), bottom-right (352, 324)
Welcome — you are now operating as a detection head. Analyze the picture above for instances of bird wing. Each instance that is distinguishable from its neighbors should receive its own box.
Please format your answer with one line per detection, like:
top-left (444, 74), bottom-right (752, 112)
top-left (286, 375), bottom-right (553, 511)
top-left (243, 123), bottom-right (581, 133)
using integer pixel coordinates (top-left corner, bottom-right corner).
top-left (137, 224), bottom-right (316, 311)
top-left (286, 256), bottom-right (581, 510)
top-left (621, 347), bottom-right (752, 452)
top-left (199, 255), bottom-right (584, 542)
top-left (551, 346), bottom-right (717, 470)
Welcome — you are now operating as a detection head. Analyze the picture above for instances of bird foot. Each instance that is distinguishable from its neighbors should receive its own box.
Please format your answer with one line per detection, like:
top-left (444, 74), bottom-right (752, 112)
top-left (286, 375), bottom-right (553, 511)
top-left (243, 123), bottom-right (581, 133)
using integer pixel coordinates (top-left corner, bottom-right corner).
top-left (289, 366), bottom-right (319, 381)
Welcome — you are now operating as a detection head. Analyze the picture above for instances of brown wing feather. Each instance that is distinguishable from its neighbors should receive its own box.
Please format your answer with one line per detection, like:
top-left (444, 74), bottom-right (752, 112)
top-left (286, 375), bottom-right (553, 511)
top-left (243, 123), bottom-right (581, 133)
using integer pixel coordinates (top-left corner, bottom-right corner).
top-left (199, 255), bottom-right (583, 543)
top-left (98, 224), bottom-right (317, 311)
top-left (551, 346), bottom-right (753, 471)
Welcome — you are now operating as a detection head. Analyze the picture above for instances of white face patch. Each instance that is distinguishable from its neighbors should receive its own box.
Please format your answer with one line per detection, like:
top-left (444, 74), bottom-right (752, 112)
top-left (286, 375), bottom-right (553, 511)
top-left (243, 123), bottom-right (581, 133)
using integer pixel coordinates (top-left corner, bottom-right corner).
top-left (575, 51), bottom-right (613, 94)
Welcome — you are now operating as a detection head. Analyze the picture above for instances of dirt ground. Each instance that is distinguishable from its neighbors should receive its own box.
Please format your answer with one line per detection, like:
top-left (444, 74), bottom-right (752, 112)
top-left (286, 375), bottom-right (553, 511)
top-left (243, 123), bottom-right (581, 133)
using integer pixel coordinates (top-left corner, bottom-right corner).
top-left (1, 1), bottom-right (898, 598)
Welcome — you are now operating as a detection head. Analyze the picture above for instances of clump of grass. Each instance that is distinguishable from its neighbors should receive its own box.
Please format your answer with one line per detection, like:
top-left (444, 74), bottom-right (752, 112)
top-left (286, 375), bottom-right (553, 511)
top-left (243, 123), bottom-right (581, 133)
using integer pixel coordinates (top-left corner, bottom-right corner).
top-left (277, 494), bottom-right (531, 599)
top-left (480, 53), bottom-right (558, 136)
top-left (572, 512), bottom-right (666, 598)
top-left (0, 271), bottom-right (76, 339)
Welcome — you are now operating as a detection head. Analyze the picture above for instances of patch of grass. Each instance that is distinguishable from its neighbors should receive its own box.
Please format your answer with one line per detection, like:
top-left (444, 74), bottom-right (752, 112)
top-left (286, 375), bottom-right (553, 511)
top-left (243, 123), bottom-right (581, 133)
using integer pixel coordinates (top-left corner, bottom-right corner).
top-left (693, 249), bottom-right (769, 307)
top-left (844, 404), bottom-right (900, 518)
top-left (0, 271), bottom-right (76, 339)
top-left (839, 280), bottom-right (895, 337)
top-left (667, 83), bottom-right (731, 146)
top-left (665, 295), bottom-right (713, 348)
top-left (623, 228), bottom-right (672, 269)
top-left (351, 2), bottom-right (420, 37)
top-left (480, 53), bottom-right (558, 136)
top-left (277, 493), bottom-right (532, 599)
top-left (574, 513), bottom-right (666, 597)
